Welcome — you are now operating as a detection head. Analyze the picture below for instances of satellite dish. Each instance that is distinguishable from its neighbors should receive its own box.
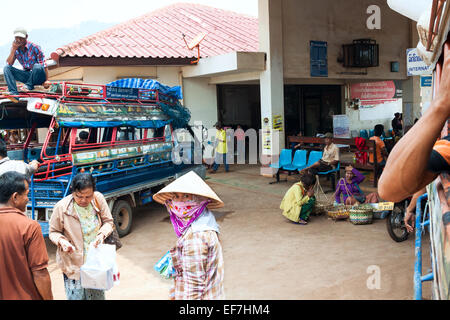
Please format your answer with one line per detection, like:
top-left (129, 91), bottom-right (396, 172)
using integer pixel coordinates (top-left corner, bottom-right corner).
top-left (183, 32), bottom-right (207, 50)
top-left (182, 32), bottom-right (207, 64)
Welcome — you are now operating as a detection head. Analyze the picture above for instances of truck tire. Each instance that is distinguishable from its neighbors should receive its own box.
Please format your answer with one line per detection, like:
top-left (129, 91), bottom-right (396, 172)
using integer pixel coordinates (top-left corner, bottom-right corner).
top-left (112, 200), bottom-right (133, 237)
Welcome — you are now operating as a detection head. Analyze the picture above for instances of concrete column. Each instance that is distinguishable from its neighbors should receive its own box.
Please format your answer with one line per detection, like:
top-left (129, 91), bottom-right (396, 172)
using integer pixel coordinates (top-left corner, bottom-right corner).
top-left (259, 0), bottom-right (285, 175)
top-left (403, 21), bottom-right (424, 131)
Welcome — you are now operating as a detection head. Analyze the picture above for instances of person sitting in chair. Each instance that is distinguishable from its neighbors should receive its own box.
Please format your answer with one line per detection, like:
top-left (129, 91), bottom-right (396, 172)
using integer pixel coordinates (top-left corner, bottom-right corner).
top-left (369, 124), bottom-right (389, 169)
top-left (300, 132), bottom-right (339, 175)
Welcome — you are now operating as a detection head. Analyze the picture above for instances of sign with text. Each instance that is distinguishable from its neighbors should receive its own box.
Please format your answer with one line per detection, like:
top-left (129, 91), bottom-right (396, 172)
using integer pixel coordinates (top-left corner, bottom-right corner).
top-left (407, 48), bottom-right (433, 76)
top-left (420, 76), bottom-right (433, 87)
top-left (351, 81), bottom-right (402, 104)
top-left (333, 115), bottom-right (350, 138)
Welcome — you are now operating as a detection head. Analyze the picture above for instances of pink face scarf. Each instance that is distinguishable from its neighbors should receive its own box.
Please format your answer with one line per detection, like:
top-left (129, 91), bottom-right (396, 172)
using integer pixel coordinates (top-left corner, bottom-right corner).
top-left (165, 197), bottom-right (210, 237)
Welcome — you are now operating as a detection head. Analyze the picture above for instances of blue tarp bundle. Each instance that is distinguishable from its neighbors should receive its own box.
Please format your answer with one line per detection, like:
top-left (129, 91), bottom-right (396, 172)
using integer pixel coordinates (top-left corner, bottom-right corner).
top-left (107, 78), bottom-right (183, 100)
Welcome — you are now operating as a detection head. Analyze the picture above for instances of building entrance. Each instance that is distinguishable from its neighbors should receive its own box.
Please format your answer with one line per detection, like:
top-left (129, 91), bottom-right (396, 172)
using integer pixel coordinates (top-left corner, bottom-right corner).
top-left (284, 85), bottom-right (342, 138)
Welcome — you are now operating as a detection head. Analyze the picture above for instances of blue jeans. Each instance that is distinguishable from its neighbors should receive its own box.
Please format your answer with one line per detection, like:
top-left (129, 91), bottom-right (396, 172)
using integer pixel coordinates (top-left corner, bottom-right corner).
top-left (212, 152), bottom-right (229, 172)
top-left (3, 64), bottom-right (46, 94)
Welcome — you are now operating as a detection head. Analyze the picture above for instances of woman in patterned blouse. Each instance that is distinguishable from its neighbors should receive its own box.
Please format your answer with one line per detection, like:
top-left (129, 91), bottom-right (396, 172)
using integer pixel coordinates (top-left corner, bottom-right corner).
top-left (49, 173), bottom-right (114, 300)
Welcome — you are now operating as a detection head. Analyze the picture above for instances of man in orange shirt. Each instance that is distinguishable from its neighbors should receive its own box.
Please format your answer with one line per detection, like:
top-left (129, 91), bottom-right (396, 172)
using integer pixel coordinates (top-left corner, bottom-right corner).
top-left (0, 171), bottom-right (53, 300)
top-left (369, 124), bottom-right (389, 167)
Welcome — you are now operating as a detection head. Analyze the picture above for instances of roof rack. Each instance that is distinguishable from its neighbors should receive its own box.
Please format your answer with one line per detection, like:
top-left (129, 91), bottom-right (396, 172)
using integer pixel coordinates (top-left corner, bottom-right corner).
top-left (0, 81), bottom-right (179, 106)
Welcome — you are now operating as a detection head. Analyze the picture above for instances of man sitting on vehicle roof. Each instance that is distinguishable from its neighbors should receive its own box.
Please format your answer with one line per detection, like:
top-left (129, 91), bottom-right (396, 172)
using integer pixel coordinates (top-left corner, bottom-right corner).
top-left (3, 27), bottom-right (50, 95)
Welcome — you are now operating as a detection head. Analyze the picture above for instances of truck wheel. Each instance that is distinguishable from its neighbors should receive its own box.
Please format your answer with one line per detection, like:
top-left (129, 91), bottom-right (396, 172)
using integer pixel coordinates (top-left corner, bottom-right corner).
top-left (112, 200), bottom-right (133, 237)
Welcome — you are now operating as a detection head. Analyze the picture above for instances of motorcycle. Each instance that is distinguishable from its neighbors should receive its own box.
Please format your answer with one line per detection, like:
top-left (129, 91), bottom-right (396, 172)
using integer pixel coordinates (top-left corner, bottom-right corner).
top-left (386, 195), bottom-right (428, 242)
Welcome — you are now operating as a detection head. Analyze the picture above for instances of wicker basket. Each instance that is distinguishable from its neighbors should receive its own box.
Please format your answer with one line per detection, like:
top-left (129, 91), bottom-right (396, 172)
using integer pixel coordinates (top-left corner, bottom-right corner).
top-left (313, 202), bottom-right (333, 216)
top-left (349, 205), bottom-right (374, 225)
top-left (326, 205), bottom-right (350, 221)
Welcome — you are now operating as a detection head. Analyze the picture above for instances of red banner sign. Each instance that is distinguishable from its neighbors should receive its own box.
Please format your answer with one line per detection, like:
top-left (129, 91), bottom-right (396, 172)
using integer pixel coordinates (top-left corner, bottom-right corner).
top-left (350, 81), bottom-right (396, 101)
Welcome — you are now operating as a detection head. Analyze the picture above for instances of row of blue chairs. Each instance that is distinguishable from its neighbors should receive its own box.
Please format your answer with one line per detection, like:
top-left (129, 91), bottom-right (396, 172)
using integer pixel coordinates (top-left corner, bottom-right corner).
top-left (269, 149), bottom-right (341, 189)
top-left (360, 129), bottom-right (393, 141)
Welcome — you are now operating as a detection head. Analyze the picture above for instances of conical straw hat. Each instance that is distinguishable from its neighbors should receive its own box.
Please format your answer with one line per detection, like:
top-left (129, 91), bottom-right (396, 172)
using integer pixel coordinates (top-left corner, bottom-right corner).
top-left (153, 171), bottom-right (224, 209)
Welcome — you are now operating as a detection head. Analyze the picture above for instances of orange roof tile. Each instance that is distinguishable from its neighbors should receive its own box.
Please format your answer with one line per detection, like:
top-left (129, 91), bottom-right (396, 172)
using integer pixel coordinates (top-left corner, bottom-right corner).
top-left (56, 3), bottom-right (259, 60)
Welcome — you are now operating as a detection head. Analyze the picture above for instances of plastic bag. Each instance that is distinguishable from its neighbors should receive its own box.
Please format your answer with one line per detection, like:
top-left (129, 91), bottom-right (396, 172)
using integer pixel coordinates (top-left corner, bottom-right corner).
top-left (154, 251), bottom-right (176, 279)
top-left (80, 243), bottom-right (116, 290)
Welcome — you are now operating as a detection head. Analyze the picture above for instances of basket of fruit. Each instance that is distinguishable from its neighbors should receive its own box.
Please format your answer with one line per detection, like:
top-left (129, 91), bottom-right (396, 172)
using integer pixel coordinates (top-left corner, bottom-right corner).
top-left (326, 204), bottom-right (350, 221)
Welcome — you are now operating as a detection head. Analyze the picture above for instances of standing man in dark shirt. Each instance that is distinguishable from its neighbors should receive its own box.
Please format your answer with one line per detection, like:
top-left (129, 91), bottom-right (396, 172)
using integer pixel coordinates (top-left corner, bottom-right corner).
top-left (0, 171), bottom-right (53, 300)
top-left (3, 27), bottom-right (49, 95)
top-left (391, 112), bottom-right (403, 137)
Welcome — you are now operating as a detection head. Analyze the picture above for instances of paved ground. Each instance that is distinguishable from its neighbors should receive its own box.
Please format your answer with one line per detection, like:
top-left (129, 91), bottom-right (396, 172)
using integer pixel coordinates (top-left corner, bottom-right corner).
top-left (45, 164), bottom-right (432, 300)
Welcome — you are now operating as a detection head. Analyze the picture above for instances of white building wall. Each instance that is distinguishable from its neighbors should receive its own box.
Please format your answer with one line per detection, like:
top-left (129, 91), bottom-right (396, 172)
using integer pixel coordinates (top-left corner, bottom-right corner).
top-left (182, 78), bottom-right (218, 130)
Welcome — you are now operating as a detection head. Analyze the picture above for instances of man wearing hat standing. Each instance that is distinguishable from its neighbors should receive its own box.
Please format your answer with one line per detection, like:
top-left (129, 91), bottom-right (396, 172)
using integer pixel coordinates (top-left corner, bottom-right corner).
top-left (3, 27), bottom-right (49, 95)
top-left (301, 132), bottom-right (339, 175)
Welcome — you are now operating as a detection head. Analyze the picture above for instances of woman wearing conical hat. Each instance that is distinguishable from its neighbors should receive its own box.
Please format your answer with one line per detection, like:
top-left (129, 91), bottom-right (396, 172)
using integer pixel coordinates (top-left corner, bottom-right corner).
top-left (153, 171), bottom-right (225, 300)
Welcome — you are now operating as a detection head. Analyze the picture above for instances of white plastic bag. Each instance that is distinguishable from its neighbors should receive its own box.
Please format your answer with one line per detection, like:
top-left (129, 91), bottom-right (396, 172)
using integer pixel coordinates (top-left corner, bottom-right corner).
top-left (80, 243), bottom-right (116, 290)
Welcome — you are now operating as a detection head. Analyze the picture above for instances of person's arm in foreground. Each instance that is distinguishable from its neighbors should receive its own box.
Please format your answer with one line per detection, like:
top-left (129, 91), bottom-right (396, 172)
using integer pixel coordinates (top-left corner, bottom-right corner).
top-left (32, 268), bottom-right (53, 300)
top-left (378, 45), bottom-right (450, 202)
top-left (404, 188), bottom-right (427, 233)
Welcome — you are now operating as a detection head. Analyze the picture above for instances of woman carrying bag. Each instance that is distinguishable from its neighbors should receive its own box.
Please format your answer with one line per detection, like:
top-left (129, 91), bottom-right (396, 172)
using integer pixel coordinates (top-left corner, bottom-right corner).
top-left (153, 171), bottom-right (225, 300)
top-left (49, 173), bottom-right (114, 300)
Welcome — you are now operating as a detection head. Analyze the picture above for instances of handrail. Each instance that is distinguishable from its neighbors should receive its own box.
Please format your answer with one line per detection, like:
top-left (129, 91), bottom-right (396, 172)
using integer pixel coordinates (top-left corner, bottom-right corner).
top-left (414, 193), bottom-right (432, 300)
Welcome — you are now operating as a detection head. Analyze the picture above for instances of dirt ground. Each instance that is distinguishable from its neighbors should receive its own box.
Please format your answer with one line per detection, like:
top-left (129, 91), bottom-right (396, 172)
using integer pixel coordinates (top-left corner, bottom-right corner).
top-left (45, 164), bottom-right (432, 300)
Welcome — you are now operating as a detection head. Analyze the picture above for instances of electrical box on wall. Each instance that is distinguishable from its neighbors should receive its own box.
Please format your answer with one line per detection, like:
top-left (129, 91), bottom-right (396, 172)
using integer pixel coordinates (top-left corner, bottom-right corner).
top-left (342, 39), bottom-right (379, 68)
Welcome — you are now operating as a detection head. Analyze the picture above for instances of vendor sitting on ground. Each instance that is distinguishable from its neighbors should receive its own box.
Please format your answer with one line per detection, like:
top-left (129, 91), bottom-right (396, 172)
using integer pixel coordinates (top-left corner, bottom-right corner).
top-left (335, 165), bottom-right (380, 205)
top-left (300, 132), bottom-right (339, 175)
top-left (280, 169), bottom-right (316, 225)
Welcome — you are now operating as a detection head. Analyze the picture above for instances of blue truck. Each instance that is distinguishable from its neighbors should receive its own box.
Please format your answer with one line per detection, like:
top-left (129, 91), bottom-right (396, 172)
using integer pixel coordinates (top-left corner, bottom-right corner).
top-left (0, 81), bottom-right (205, 237)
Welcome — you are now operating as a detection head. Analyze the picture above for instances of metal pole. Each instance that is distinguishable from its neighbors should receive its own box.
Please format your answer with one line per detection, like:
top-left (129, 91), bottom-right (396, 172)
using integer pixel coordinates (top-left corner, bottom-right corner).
top-left (414, 193), bottom-right (428, 300)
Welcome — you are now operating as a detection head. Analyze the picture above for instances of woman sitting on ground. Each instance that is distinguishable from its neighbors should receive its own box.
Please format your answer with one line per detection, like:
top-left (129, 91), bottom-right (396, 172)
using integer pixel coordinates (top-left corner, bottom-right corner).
top-left (335, 165), bottom-right (380, 205)
top-left (280, 169), bottom-right (316, 225)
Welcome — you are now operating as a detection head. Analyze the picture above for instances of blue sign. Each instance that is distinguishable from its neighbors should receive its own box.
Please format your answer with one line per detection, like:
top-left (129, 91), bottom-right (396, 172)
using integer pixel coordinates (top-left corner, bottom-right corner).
top-left (420, 76), bottom-right (433, 87)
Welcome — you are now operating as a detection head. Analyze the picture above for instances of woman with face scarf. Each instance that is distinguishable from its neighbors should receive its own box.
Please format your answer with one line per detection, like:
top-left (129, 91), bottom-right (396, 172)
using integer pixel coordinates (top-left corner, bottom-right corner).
top-left (153, 171), bottom-right (225, 300)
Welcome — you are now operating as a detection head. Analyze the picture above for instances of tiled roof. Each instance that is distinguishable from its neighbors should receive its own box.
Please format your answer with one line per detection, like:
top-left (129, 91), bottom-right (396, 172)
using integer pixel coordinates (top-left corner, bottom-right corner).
top-left (55, 3), bottom-right (259, 60)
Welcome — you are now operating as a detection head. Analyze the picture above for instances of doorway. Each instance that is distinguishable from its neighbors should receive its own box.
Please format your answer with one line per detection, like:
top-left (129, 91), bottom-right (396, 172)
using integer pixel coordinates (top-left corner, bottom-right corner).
top-left (284, 85), bottom-right (342, 138)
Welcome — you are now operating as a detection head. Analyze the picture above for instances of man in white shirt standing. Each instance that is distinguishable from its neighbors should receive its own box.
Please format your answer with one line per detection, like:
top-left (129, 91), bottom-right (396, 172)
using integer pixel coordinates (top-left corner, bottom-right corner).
top-left (0, 140), bottom-right (39, 178)
top-left (301, 132), bottom-right (339, 175)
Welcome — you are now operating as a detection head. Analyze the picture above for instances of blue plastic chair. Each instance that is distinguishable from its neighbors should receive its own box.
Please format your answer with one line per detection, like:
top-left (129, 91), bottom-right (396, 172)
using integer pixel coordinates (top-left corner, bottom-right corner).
top-left (318, 162), bottom-right (341, 190)
top-left (269, 149), bottom-right (292, 169)
top-left (269, 149), bottom-right (293, 184)
top-left (283, 149), bottom-right (307, 171)
top-left (369, 129), bottom-right (375, 138)
top-left (360, 130), bottom-right (369, 140)
top-left (297, 151), bottom-right (323, 171)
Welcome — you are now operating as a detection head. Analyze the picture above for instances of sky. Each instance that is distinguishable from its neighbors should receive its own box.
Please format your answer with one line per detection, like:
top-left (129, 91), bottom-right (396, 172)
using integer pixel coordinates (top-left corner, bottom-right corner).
top-left (0, 0), bottom-right (258, 46)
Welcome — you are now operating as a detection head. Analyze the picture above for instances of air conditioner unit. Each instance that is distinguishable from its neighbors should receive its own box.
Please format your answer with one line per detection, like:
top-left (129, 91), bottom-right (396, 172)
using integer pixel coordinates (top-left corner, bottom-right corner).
top-left (342, 39), bottom-right (379, 68)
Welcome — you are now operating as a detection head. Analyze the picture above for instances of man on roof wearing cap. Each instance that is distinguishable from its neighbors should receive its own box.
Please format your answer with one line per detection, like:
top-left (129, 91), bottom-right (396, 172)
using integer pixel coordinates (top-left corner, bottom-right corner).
top-left (3, 27), bottom-right (49, 95)
top-left (301, 132), bottom-right (339, 175)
